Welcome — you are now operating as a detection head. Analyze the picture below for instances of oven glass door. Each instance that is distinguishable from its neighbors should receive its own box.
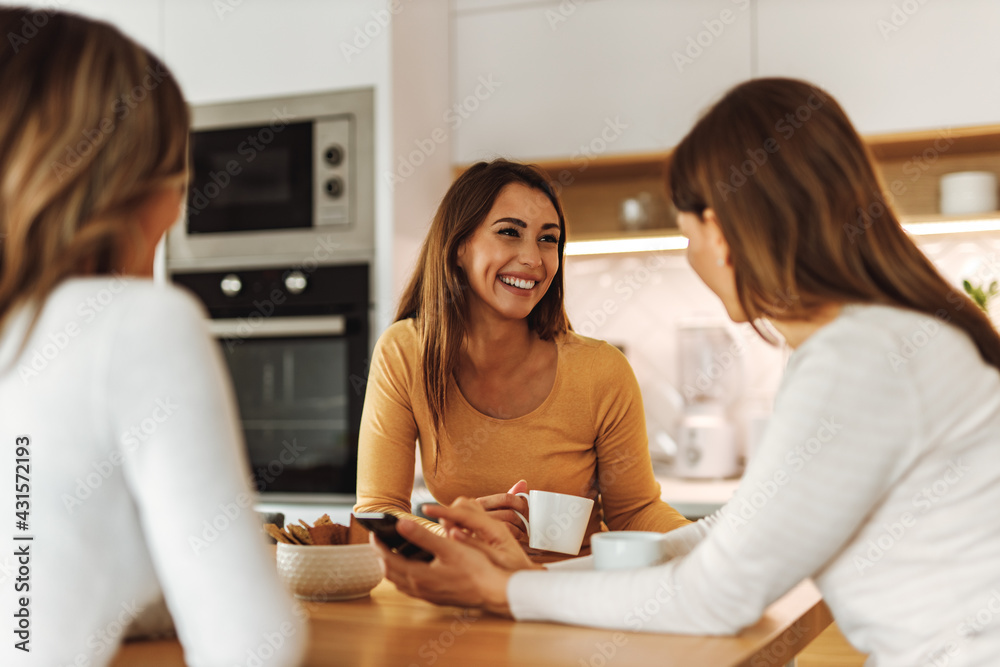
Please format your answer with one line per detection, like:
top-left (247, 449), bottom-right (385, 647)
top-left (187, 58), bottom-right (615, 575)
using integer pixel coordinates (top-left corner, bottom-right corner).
top-left (187, 121), bottom-right (313, 234)
top-left (211, 316), bottom-right (356, 497)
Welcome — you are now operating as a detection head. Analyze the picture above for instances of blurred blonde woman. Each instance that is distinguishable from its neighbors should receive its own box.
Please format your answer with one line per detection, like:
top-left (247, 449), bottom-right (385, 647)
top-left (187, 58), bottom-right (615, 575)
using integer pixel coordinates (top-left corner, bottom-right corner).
top-left (375, 79), bottom-right (1000, 667)
top-left (0, 9), bottom-right (304, 666)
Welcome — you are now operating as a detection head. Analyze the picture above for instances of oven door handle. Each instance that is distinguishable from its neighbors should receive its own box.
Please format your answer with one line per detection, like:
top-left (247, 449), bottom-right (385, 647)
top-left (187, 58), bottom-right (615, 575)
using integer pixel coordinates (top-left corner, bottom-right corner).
top-left (207, 315), bottom-right (346, 339)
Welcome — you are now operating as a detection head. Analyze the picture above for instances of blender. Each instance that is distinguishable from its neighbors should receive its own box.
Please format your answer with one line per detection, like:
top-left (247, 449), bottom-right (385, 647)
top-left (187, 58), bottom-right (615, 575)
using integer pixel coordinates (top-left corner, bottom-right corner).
top-left (674, 323), bottom-right (743, 478)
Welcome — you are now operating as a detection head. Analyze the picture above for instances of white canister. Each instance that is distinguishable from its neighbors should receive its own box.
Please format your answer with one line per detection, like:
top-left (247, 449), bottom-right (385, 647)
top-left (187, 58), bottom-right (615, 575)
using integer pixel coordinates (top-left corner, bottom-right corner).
top-left (939, 171), bottom-right (998, 216)
top-left (674, 403), bottom-right (741, 479)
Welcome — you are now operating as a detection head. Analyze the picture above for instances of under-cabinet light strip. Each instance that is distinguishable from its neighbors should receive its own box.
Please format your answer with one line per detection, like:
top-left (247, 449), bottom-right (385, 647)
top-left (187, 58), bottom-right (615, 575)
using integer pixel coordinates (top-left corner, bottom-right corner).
top-left (901, 217), bottom-right (1000, 236)
top-left (564, 218), bottom-right (1000, 256)
top-left (564, 236), bottom-right (688, 256)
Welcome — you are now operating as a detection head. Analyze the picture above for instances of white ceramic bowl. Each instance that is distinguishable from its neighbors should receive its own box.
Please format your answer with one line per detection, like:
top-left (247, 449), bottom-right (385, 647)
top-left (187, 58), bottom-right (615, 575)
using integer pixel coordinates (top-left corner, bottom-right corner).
top-left (275, 542), bottom-right (383, 601)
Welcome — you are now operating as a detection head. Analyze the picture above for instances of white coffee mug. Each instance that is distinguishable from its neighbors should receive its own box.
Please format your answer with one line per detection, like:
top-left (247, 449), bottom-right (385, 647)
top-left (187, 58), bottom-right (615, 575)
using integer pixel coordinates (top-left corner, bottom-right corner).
top-left (511, 490), bottom-right (594, 555)
top-left (591, 531), bottom-right (670, 570)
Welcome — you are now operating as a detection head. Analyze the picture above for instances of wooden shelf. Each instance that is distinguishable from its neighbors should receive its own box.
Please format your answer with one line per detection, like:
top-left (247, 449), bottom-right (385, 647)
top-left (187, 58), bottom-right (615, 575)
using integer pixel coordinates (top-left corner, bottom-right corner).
top-left (455, 124), bottom-right (1000, 251)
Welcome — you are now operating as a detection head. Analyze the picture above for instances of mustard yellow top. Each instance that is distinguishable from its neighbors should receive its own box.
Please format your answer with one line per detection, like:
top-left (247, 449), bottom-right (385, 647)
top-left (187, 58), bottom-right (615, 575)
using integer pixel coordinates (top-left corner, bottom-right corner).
top-left (354, 319), bottom-right (689, 557)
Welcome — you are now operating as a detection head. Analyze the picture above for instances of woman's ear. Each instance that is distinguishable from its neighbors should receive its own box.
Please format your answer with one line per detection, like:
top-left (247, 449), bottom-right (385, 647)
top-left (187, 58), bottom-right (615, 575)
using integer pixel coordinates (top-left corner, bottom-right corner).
top-left (701, 208), bottom-right (731, 267)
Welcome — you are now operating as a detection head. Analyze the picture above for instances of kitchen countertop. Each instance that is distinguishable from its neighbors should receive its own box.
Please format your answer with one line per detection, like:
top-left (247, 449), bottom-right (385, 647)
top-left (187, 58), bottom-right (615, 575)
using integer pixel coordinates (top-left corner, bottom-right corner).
top-left (112, 578), bottom-right (831, 667)
top-left (655, 474), bottom-right (739, 519)
top-left (257, 474), bottom-right (740, 527)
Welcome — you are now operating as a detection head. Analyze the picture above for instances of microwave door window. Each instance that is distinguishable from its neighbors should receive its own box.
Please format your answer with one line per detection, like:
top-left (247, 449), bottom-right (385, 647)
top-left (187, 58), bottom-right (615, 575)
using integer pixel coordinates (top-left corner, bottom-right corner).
top-left (222, 337), bottom-right (351, 494)
top-left (187, 121), bottom-right (313, 234)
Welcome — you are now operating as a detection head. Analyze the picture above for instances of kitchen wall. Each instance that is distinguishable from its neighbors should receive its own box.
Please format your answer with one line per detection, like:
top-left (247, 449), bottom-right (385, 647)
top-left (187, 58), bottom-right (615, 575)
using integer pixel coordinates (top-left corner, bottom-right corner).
top-left (562, 234), bottom-right (1000, 467)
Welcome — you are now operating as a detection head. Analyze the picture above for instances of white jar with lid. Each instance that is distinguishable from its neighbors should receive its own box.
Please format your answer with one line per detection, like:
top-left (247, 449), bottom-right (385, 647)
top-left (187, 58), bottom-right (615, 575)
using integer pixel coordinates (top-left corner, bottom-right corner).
top-left (939, 171), bottom-right (998, 215)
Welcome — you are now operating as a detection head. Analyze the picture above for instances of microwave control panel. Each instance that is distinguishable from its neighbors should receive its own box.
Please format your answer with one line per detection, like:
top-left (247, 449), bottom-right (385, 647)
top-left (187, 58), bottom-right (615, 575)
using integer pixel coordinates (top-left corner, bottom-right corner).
top-left (314, 116), bottom-right (353, 228)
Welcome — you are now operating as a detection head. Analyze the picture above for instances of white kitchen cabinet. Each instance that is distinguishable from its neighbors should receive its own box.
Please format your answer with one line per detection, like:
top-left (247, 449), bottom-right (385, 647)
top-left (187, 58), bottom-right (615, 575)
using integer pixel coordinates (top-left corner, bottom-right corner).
top-left (162, 0), bottom-right (391, 104)
top-left (452, 0), bottom-right (753, 163)
top-left (756, 0), bottom-right (1000, 134)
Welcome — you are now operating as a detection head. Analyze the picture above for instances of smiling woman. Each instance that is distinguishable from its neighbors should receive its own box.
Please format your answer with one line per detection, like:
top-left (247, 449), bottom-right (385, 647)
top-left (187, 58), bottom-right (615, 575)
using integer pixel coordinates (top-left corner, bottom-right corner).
top-left (354, 159), bottom-right (690, 561)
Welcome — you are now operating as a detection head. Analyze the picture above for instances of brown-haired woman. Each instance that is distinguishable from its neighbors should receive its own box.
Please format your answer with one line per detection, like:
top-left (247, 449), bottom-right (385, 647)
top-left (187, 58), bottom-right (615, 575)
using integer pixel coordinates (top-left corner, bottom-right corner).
top-left (0, 9), bottom-right (304, 666)
top-left (373, 79), bottom-right (1000, 666)
top-left (354, 159), bottom-right (689, 561)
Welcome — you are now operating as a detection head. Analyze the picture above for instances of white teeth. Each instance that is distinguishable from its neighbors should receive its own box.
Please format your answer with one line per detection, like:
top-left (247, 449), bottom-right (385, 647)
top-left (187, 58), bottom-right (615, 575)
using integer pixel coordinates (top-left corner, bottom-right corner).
top-left (500, 275), bottom-right (535, 290)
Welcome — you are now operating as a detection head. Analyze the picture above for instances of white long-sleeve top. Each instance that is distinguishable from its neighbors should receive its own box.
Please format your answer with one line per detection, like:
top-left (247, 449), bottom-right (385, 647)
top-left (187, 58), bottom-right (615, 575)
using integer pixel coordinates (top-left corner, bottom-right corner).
top-left (511, 304), bottom-right (1000, 666)
top-left (0, 278), bottom-right (306, 667)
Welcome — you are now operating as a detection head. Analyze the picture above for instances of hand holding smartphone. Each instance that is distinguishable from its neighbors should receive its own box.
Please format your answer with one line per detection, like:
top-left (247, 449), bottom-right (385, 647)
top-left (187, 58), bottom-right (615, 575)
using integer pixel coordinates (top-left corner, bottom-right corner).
top-left (353, 512), bottom-right (435, 562)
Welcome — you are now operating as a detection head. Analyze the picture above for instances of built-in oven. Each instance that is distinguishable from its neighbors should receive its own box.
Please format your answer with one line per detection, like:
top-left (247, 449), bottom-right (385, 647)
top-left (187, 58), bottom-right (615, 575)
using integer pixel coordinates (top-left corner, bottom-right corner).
top-left (171, 264), bottom-right (369, 503)
top-left (163, 88), bottom-right (376, 503)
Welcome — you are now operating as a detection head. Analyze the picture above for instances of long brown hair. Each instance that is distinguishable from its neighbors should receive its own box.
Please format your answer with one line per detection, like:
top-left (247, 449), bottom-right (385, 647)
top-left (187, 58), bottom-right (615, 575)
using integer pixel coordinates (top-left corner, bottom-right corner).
top-left (669, 77), bottom-right (1000, 370)
top-left (396, 159), bottom-right (571, 436)
top-left (0, 8), bottom-right (190, 345)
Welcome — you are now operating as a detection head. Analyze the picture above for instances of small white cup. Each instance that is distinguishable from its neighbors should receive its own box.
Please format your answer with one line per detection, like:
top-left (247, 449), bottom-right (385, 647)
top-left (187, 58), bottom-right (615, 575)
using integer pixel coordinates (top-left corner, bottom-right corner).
top-left (511, 490), bottom-right (594, 555)
top-left (591, 531), bottom-right (670, 570)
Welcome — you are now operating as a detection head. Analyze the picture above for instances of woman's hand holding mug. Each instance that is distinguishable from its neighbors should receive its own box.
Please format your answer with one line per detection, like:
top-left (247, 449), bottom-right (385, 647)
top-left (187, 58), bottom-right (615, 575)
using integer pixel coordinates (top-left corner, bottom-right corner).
top-left (476, 479), bottom-right (531, 545)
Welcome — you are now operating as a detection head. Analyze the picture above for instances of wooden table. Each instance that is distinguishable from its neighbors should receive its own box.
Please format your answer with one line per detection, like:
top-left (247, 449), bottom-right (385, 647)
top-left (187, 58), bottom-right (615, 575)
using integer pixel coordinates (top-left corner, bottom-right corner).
top-left (112, 579), bottom-right (831, 667)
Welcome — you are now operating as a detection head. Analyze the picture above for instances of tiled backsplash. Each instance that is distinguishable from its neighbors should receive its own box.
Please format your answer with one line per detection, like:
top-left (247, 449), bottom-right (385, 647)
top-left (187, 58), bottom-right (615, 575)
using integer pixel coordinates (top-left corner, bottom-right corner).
top-left (562, 233), bottom-right (1000, 470)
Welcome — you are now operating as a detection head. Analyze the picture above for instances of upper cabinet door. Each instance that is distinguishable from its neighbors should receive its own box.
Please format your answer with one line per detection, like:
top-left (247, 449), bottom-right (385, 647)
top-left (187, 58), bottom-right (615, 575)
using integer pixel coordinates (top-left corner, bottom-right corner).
top-left (163, 0), bottom-right (392, 104)
top-left (757, 0), bottom-right (1000, 135)
top-left (452, 0), bottom-right (753, 163)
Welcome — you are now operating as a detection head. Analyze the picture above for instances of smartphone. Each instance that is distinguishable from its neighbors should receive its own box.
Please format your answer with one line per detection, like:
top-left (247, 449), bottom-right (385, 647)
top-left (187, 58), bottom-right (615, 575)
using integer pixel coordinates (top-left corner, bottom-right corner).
top-left (352, 512), bottom-right (435, 562)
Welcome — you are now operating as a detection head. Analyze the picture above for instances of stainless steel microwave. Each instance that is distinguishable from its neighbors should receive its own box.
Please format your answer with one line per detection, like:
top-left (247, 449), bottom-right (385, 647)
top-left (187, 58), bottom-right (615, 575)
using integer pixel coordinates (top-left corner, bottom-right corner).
top-left (166, 88), bottom-right (374, 271)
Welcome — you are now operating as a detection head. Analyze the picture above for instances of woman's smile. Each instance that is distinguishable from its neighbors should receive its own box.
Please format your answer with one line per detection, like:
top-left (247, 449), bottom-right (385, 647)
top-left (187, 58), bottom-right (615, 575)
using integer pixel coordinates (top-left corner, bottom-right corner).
top-left (498, 273), bottom-right (539, 292)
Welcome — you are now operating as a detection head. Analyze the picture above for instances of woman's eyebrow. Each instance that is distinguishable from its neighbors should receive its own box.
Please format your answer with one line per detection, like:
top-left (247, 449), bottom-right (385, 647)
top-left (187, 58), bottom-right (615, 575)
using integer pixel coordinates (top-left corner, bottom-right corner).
top-left (492, 217), bottom-right (560, 231)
